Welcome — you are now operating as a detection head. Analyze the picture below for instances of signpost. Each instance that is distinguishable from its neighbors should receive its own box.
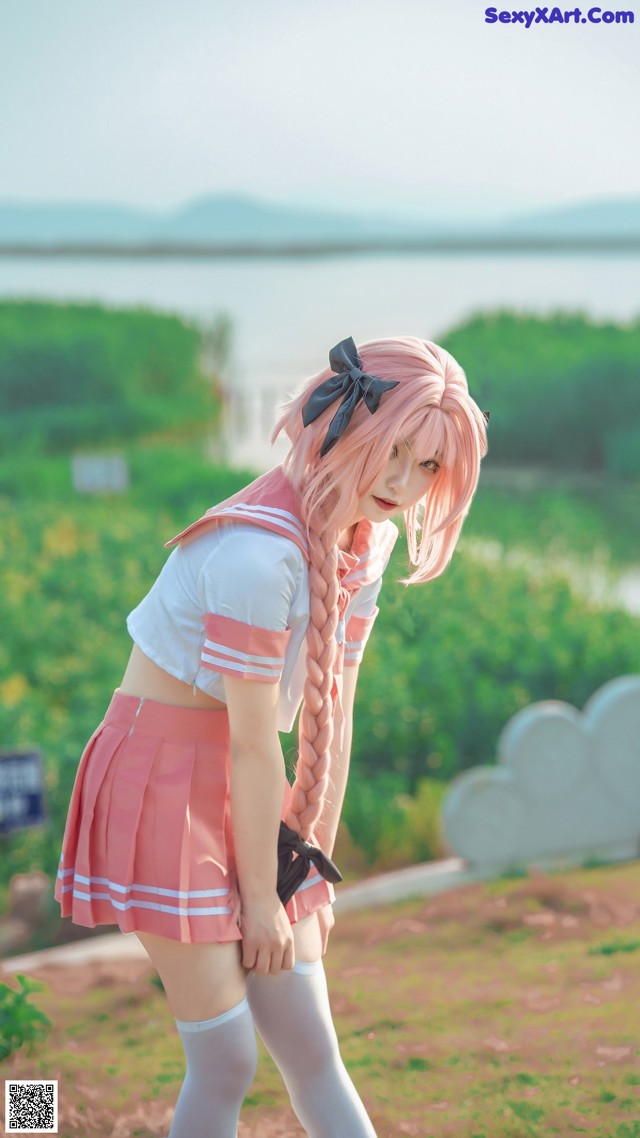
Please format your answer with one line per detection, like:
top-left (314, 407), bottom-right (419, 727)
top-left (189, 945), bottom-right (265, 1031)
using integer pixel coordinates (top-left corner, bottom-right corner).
top-left (0, 751), bottom-right (45, 834)
top-left (71, 453), bottom-right (129, 494)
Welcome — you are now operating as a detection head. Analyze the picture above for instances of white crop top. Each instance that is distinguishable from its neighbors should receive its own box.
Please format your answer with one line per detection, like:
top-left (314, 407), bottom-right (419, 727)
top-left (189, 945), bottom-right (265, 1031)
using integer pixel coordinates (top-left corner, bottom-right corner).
top-left (126, 521), bottom-right (394, 732)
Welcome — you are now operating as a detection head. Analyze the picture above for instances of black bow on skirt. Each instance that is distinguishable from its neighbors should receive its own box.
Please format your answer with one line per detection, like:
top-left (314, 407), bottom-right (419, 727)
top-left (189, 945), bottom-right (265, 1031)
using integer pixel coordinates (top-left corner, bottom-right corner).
top-left (277, 821), bottom-right (343, 906)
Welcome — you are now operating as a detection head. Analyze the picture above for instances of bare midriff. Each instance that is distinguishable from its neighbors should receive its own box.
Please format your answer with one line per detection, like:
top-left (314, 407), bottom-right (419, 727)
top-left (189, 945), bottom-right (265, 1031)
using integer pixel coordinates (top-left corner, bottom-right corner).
top-left (119, 643), bottom-right (227, 710)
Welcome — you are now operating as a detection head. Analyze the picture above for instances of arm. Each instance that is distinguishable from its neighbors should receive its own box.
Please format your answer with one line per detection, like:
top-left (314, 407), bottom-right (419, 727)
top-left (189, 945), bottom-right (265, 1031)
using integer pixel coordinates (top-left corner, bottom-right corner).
top-left (196, 527), bottom-right (305, 972)
top-left (224, 673), bottom-right (295, 975)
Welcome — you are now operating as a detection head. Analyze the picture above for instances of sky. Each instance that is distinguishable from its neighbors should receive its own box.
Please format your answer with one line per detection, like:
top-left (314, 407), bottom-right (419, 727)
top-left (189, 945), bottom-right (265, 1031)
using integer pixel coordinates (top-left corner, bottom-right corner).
top-left (1, 0), bottom-right (638, 223)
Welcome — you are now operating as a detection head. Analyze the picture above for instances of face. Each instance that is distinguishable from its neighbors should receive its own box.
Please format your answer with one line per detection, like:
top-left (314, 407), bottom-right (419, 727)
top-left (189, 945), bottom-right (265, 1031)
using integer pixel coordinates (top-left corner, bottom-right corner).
top-left (356, 441), bottom-right (442, 522)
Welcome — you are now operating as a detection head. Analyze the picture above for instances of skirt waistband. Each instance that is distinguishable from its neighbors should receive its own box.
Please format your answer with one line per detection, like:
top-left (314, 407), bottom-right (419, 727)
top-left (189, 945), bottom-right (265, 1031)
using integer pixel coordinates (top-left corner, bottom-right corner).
top-left (104, 689), bottom-right (229, 743)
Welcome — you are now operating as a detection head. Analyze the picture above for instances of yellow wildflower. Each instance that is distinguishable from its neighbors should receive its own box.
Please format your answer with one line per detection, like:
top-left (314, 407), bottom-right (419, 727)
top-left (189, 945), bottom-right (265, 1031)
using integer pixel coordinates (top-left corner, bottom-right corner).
top-left (0, 674), bottom-right (29, 706)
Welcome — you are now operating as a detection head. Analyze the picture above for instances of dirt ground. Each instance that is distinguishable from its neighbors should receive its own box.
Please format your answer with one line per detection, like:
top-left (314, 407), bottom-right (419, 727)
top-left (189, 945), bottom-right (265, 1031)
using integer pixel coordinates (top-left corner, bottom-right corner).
top-left (2, 860), bottom-right (640, 1138)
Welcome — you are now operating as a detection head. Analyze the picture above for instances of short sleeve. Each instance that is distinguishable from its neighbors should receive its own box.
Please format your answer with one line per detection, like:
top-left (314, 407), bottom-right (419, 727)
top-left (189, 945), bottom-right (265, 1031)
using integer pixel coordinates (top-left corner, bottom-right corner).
top-left (339, 517), bottom-right (397, 668)
top-left (342, 578), bottom-right (383, 668)
top-left (196, 526), bottom-right (304, 683)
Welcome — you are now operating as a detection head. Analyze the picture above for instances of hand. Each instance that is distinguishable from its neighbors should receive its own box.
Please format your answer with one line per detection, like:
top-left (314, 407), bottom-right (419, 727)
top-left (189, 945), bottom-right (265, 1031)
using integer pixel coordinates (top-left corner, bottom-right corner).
top-left (317, 904), bottom-right (335, 956)
top-left (240, 895), bottom-right (295, 975)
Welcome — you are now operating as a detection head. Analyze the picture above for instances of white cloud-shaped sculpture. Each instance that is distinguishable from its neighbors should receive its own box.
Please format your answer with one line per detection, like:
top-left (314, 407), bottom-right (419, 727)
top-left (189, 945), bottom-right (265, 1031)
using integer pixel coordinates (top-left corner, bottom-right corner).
top-left (441, 675), bottom-right (640, 870)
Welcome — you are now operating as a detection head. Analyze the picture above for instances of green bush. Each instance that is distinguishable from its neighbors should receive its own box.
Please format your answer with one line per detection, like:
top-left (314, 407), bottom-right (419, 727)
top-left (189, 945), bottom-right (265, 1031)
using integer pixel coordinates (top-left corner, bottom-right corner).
top-left (354, 542), bottom-right (640, 789)
top-left (0, 974), bottom-right (51, 1061)
top-left (1, 448), bottom-right (639, 884)
top-left (0, 451), bottom-right (251, 889)
top-left (343, 776), bottom-right (448, 870)
top-left (0, 301), bottom-right (226, 453)
top-left (441, 311), bottom-right (640, 477)
top-left (465, 478), bottom-right (640, 568)
top-left (605, 426), bottom-right (640, 479)
top-left (339, 772), bottom-right (407, 865)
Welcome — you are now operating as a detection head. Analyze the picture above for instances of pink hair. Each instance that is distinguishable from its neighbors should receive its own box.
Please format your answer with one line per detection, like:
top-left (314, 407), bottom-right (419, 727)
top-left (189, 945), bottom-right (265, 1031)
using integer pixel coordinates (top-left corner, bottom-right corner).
top-left (273, 336), bottom-right (488, 583)
top-left (273, 336), bottom-right (487, 838)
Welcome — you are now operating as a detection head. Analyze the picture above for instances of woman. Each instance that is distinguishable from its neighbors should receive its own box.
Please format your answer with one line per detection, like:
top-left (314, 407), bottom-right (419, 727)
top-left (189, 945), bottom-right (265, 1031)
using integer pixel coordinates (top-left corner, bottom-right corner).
top-left (55, 335), bottom-right (487, 1137)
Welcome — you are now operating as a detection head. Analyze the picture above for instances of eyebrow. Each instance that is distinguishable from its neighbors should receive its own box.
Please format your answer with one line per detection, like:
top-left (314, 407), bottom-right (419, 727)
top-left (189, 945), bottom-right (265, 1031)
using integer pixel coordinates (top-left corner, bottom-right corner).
top-left (400, 439), bottom-right (444, 465)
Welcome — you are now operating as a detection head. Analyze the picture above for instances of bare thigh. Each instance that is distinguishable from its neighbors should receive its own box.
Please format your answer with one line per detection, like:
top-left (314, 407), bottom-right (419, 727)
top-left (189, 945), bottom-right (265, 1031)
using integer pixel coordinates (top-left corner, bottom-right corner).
top-left (292, 912), bottom-right (322, 962)
top-left (138, 911), bottom-right (323, 1021)
top-left (137, 933), bottom-right (246, 1022)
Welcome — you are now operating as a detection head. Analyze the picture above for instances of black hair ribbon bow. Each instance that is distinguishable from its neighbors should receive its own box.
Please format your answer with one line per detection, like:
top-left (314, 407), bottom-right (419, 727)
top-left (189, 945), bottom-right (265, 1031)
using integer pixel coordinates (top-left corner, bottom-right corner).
top-left (302, 336), bottom-right (399, 457)
top-left (276, 821), bottom-right (343, 906)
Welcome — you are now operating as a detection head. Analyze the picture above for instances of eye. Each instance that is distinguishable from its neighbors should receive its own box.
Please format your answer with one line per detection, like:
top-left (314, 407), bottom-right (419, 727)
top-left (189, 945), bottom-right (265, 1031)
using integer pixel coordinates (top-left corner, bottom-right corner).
top-left (420, 458), bottom-right (441, 473)
top-left (390, 444), bottom-right (399, 459)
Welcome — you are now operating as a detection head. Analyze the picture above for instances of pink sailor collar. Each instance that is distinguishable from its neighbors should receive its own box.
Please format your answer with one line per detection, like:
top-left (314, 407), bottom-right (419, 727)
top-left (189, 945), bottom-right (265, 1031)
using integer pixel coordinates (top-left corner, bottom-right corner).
top-left (165, 465), bottom-right (398, 591)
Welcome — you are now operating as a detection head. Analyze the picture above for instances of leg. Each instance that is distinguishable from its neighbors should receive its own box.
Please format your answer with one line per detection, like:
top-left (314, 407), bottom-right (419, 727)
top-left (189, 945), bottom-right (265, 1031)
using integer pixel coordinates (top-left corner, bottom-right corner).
top-left (137, 933), bottom-right (257, 1138)
top-left (247, 913), bottom-right (377, 1138)
top-left (292, 909), bottom-right (324, 963)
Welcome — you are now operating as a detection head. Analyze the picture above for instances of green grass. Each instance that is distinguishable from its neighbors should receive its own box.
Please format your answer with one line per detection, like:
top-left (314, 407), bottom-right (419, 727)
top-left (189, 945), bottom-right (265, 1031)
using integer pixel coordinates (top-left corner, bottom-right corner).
top-left (4, 863), bottom-right (639, 1137)
top-left (589, 940), bottom-right (640, 957)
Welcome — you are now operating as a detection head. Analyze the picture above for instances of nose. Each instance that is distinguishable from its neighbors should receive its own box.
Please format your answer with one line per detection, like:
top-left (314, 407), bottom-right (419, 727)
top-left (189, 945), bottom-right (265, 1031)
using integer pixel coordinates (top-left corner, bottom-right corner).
top-left (388, 452), bottom-right (414, 494)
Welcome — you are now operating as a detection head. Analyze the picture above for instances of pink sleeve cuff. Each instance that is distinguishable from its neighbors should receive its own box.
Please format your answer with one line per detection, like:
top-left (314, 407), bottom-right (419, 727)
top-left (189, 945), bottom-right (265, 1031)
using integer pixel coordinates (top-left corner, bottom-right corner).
top-left (202, 612), bottom-right (291, 683)
top-left (344, 608), bottom-right (379, 667)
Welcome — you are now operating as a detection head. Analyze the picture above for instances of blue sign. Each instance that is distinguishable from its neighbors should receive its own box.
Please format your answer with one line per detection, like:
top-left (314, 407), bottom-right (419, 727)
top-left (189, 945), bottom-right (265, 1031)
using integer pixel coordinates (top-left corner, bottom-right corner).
top-left (0, 751), bottom-right (45, 833)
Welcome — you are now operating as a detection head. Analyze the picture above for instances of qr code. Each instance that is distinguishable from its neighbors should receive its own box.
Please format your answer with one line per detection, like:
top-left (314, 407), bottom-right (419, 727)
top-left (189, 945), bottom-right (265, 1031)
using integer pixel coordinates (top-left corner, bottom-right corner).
top-left (5, 1080), bottom-right (58, 1133)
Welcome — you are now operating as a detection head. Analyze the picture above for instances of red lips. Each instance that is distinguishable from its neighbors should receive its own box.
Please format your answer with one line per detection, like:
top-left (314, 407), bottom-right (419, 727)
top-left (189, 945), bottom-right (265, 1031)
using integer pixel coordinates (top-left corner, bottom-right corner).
top-left (373, 496), bottom-right (399, 510)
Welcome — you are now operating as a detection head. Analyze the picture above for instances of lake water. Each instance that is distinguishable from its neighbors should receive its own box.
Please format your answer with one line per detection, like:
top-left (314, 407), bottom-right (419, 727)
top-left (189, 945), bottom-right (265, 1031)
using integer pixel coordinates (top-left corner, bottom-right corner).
top-left (1, 252), bottom-right (638, 396)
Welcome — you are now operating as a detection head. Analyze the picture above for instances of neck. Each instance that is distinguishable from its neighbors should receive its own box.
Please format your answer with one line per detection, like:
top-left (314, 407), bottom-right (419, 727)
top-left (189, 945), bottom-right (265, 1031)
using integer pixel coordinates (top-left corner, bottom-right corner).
top-left (338, 523), bottom-right (357, 552)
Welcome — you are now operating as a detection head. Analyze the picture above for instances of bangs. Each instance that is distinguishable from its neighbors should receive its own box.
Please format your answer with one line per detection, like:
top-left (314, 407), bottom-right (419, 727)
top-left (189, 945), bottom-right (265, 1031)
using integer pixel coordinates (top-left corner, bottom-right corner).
top-left (404, 405), bottom-right (458, 470)
top-left (350, 400), bottom-right (461, 510)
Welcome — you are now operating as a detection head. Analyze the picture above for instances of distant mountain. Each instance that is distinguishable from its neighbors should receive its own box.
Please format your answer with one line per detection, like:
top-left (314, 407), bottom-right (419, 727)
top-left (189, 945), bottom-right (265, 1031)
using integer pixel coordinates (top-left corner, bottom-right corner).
top-left (152, 195), bottom-right (424, 242)
top-left (0, 193), bottom-right (638, 246)
top-left (496, 197), bottom-right (640, 238)
top-left (0, 194), bottom-right (436, 245)
top-left (0, 201), bottom-right (160, 243)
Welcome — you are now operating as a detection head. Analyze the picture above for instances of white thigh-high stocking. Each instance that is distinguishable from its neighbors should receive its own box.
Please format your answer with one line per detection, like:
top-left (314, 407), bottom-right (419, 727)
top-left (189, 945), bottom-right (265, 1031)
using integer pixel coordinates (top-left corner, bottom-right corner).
top-left (247, 960), bottom-right (377, 1138)
top-left (169, 997), bottom-right (257, 1138)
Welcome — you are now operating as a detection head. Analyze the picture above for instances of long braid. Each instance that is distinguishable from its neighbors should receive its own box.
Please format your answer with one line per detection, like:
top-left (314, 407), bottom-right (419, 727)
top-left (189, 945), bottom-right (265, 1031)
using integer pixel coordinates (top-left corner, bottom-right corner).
top-left (285, 525), bottom-right (340, 841)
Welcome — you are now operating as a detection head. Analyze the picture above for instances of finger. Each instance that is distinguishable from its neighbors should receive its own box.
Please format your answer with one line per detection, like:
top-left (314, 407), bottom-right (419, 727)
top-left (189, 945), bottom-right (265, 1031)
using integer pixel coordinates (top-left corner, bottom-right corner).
top-left (282, 938), bottom-right (295, 971)
top-left (269, 943), bottom-right (289, 975)
top-left (242, 939), bottom-right (257, 971)
top-left (253, 946), bottom-right (272, 975)
top-left (270, 932), bottom-right (294, 975)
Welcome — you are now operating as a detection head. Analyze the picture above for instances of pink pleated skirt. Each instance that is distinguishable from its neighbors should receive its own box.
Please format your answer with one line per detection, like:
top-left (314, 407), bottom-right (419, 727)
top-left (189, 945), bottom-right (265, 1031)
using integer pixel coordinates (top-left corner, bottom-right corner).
top-left (55, 690), bottom-right (333, 943)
